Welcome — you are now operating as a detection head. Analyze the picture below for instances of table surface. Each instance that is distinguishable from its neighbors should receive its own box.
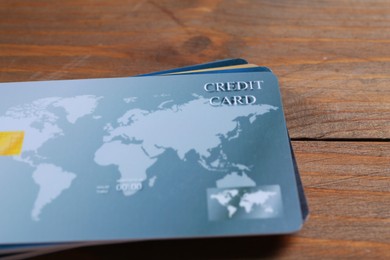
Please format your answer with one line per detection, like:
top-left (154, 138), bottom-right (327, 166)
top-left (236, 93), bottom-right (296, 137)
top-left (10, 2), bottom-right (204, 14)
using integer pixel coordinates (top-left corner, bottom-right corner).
top-left (1, 0), bottom-right (389, 259)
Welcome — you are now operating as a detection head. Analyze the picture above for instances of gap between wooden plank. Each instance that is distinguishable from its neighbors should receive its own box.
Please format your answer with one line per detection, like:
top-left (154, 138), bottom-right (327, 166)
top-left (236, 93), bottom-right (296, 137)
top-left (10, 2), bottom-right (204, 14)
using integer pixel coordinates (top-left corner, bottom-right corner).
top-left (291, 138), bottom-right (390, 142)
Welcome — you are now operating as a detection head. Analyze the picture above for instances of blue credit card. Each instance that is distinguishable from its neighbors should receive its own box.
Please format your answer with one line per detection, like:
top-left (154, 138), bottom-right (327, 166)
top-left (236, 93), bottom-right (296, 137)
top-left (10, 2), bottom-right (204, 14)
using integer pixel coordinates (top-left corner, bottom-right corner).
top-left (0, 71), bottom-right (303, 244)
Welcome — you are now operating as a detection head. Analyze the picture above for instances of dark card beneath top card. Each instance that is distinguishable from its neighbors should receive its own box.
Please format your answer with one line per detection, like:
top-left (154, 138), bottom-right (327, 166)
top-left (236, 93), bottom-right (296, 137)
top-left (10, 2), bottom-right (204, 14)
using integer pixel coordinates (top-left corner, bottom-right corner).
top-left (138, 58), bottom-right (250, 76)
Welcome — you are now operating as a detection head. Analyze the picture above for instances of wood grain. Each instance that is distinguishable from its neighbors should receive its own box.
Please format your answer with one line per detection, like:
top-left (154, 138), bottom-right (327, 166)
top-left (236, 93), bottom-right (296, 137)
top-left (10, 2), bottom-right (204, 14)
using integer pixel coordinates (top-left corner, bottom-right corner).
top-left (0, 0), bottom-right (389, 259)
top-left (292, 141), bottom-right (390, 241)
top-left (0, 0), bottom-right (389, 139)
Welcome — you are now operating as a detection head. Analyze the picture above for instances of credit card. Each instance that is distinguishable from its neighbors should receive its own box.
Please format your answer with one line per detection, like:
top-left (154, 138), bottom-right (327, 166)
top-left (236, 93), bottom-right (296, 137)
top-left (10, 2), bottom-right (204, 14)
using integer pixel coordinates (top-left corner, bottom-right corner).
top-left (0, 60), bottom-right (308, 258)
top-left (0, 71), bottom-right (303, 244)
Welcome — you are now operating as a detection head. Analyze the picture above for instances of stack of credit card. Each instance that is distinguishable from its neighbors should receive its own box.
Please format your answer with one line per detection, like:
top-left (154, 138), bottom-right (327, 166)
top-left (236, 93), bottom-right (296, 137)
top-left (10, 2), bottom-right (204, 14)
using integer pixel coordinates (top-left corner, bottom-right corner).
top-left (0, 59), bottom-right (308, 259)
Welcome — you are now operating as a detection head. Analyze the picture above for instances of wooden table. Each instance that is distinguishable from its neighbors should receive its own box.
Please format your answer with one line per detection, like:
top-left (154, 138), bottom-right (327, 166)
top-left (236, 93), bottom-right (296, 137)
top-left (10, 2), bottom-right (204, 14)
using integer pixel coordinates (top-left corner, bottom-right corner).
top-left (1, 0), bottom-right (389, 259)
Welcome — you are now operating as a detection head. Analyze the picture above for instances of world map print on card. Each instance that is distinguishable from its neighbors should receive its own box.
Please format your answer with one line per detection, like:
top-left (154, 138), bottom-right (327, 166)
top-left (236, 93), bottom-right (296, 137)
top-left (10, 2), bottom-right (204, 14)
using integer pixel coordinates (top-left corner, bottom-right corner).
top-left (207, 185), bottom-right (283, 220)
top-left (0, 93), bottom-right (277, 222)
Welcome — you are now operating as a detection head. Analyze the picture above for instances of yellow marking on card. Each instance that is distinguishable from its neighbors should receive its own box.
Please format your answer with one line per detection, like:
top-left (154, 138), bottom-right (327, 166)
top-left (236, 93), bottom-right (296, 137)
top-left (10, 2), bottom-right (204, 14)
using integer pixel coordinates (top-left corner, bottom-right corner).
top-left (0, 131), bottom-right (25, 156)
top-left (167, 64), bottom-right (259, 75)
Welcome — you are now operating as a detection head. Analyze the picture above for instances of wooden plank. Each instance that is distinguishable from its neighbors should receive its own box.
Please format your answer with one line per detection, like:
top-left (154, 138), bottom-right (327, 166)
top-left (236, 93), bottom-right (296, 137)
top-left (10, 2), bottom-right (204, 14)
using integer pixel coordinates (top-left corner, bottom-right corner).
top-left (0, 0), bottom-right (388, 139)
top-left (290, 141), bottom-right (390, 258)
